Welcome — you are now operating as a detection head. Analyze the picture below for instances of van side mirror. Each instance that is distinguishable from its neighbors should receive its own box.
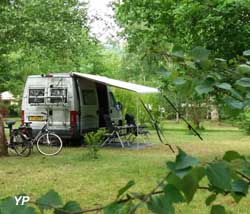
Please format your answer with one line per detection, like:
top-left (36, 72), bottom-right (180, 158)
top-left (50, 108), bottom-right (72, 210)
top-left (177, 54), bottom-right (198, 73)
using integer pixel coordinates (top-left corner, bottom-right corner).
top-left (116, 102), bottom-right (123, 111)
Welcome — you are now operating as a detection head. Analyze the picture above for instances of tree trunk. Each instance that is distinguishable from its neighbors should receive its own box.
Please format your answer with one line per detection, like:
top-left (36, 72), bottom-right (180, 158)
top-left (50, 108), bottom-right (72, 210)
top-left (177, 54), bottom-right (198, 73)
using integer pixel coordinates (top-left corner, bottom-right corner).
top-left (211, 106), bottom-right (219, 122)
top-left (0, 114), bottom-right (8, 156)
top-left (189, 104), bottom-right (202, 129)
top-left (176, 112), bottom-right (180, 123)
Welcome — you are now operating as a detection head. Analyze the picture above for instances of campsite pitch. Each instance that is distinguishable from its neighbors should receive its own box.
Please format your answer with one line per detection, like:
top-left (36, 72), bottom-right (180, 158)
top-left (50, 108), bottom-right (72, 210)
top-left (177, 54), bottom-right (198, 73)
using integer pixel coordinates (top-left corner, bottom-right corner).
top-left (0, 121), bottom-right (249, 214)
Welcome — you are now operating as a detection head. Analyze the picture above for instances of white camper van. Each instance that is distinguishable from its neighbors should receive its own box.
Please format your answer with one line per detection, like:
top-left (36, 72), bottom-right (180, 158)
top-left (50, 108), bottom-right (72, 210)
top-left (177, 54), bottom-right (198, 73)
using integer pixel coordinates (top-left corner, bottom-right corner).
top-left (21, 73), bottom-right (123, 142)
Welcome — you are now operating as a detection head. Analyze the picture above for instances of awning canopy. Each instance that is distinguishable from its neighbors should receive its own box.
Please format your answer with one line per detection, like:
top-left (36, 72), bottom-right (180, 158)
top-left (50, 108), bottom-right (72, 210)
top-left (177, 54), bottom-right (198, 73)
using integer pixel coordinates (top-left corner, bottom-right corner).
top-left (72, 72), bottom-right (159, 94)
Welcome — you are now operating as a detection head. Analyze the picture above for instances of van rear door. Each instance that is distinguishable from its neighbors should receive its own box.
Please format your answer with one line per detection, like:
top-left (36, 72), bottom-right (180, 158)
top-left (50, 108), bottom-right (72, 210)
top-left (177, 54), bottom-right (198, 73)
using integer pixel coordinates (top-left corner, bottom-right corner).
top-left (48, 86), bottom-right (69, 127)
top-left (23, 76), bottom-right (71, 130)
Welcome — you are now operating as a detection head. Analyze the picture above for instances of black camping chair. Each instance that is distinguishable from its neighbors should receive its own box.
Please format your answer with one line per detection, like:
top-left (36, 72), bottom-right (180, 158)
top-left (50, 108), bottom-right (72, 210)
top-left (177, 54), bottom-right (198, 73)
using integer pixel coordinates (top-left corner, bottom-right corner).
top-left (125, 113), bottom-right (136, 134)
top-left (125, 113), bottom-right (150, 143)
top-left (101, 115), bottom-right (127, 148)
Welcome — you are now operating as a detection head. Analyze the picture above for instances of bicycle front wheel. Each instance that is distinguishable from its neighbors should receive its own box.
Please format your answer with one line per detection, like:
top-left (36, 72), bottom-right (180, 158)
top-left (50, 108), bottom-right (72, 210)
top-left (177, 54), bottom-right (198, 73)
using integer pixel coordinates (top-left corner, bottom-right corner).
top-left (36, 133), bottom-right (63, 156)
top-left (10, 134), bottom-right (31, 157)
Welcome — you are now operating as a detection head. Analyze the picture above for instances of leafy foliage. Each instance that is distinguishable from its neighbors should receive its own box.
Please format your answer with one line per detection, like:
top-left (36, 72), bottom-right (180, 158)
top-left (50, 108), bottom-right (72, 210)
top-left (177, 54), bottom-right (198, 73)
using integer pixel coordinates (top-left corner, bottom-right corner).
top-left (115, 0), bottom-right (250, 129)
top-left (54, 201), bottom-right (82, 214)
top-left (36, 189), bottom-right (63, 211)
top-left (0, 197), bottom-right (35, 214)
top-left (0, 0), bottom-right (104, 95)
top-left (83, 129), bottom-right (105, 159)
top-left (115, 0), bottom-right (250, 59)
top-left (238, 107), bottom-right (250, 135)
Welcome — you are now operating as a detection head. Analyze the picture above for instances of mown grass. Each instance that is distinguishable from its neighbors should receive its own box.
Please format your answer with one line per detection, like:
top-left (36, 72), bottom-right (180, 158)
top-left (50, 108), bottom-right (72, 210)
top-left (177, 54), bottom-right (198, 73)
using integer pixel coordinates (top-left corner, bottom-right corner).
top-left (0, 120), bottom-right (250, 213)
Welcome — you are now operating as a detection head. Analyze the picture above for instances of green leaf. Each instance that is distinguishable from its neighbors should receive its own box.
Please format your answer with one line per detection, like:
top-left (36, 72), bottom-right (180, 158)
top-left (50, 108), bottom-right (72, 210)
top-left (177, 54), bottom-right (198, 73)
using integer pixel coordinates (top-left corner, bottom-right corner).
top-left (246, 92), bottom-right (250, 99)
top-left (36, 190), bottom-right (63, 211)
top-left (231, 192), bottom-right (244, 203)
top-left (243, 50), bottom-right (250, 57)
top-left (243, 166), bottom-right (250, 177)
top-left (211, 205), bottom-right (225, 214)
top-left (223, 151), bottom-right (245, 162)
top-left (147, 195), bottom-right (175, 214)
top-left (235, 78), bottom-right (250, 88)
top-left (237, 64), bottom-right (250, 74)
top-left (195, 84), bottom-right (214, 95)
top-left (205, 194), bottom-right (217, 206)
top-left (206, 162), bottom-right (232, 191)
top-left (181, 167), bottom-right (205, 203)
top-left (104, 202), bottom-right (124, 214)
top-left (224, 97), bottom-right (244, 110)
top-left (215, 58), bottom-right (227, 63)
top-left (163, 184), bottom-right (185, 204)
top-left (231, 180), bottom-right (249, 195)
top-left (117, 180), bottom-right (135, 199)
top-left (190, 47), bottom-right (210, 62)
top-left (175, 149), bottom-right (199, 171)
top-left (171, 45), bottom-right (184, 58)
top-left (215, 83), bottom-right (232, 91)
top-left (54, 201), bottom-right (82, 214)
top-left (229, 88), bottom-right (243, 100)
top-left (166, 173), bottom-right (183, 190)
top-left (167, 148), bottom-right (199, 178)
top-left (159, 67), bottom-right (171, 77)
top-left (0, 197), bottom-right (35, 214)
top-left (173, 78), bottom-right (187, 86)
top-left (181, 174), bottom-right (197, 203)
top-left (244, 101), bottom-right (250, 107)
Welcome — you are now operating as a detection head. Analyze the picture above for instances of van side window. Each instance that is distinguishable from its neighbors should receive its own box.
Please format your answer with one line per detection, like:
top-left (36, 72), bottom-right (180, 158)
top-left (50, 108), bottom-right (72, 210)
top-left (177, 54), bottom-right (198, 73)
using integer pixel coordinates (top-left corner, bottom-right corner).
top-left (109, 92), bottom-right (117, 107)
top-left (50, 88), bottom-right (67, 103)
top-left (82, 90), bottom-right (96, 105)
top-left (29, 88), bottom-right (45, 104)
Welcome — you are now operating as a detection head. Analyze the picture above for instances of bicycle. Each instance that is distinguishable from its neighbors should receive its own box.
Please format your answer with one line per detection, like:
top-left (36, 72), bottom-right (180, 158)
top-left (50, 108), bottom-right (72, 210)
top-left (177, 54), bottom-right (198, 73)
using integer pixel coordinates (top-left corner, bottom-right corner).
top-left (5, 112), bottom-right (63, 157)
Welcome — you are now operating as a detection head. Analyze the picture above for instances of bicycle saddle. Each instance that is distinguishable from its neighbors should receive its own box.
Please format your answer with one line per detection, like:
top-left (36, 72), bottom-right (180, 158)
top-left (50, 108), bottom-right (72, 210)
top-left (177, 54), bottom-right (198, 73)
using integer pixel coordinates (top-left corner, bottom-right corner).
top-left (5, 121), bottom-right (16, 127)
top-left (24, 121), bottom-right (32, 125)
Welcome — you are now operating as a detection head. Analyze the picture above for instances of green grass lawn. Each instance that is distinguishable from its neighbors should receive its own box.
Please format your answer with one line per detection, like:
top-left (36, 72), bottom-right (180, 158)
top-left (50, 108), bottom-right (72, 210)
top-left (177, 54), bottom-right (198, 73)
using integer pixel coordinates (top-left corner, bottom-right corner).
top-left (0, 120), bottom-right (250, 213)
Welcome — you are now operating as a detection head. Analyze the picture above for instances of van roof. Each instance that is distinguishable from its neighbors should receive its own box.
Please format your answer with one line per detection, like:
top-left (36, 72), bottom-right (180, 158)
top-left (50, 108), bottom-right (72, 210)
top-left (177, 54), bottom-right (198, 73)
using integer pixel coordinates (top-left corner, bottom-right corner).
top-left (28, 73), bottom-right (72, 78)
top-left (27, 72), bottom-right (159, 94)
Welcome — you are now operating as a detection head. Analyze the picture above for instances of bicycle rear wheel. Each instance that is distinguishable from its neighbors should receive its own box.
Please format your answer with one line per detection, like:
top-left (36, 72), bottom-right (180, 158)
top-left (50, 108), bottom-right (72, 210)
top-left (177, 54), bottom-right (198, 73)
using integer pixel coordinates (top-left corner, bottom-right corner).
top-left (36, 133), bottom-right (63, 156)
top-left (10, 134), bottom-right (31, 157)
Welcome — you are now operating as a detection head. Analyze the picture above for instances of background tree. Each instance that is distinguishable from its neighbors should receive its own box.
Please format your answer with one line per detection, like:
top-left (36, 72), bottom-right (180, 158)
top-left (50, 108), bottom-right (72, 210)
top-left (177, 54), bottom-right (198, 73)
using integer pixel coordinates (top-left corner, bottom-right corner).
top-left (0, 114), bottom-right (8, 156)
top-left (114, 0), bottom-right (250, 127)
top-left (0, 0), bottom-right (104, 96)
top-left (115, 0), bottom-right (250, 59)
top-left (0, 0), bottom-right (107, 155)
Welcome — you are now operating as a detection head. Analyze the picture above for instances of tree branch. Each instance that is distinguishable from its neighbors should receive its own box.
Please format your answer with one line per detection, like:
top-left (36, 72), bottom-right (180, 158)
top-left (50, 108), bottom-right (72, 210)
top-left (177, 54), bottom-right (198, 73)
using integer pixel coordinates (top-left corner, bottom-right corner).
top-left (236, 170), bottom-right (250, 183)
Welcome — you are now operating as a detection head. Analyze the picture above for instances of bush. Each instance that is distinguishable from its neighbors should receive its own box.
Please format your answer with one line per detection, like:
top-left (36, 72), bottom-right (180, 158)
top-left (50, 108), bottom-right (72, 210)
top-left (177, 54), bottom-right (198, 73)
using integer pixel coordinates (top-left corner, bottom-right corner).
top-left (83, 129), bottom-right (105, 159)
top-left (8, 104), bottom-right (20, 117)
top-left (239, 108), bottom-right (250, 135)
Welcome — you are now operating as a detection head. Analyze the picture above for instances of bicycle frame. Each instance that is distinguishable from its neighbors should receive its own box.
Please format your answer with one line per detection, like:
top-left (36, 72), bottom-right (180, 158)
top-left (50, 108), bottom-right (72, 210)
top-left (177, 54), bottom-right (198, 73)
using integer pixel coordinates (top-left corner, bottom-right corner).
top-left (29, 112), bottom-right (54, 145)
top-left (31, 123), bottom-right (49, 144)
top-left (5, 112), bottom-right (62, 157)
top-left (15, 112), bottom-right (51, 147)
